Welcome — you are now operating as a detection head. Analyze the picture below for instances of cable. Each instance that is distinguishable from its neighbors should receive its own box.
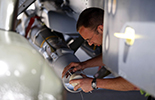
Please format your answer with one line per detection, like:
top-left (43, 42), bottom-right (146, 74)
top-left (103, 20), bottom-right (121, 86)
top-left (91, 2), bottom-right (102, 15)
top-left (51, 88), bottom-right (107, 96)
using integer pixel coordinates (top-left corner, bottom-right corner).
top-left (80, 91), bottom-right (84, 100)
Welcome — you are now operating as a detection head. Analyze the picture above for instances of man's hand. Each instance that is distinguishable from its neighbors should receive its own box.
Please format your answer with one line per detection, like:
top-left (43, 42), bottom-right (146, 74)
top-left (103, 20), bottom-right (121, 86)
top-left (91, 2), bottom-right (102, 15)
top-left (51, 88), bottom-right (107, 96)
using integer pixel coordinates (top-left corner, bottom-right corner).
top-left (62, 62), bottom-right (86, 78)
top-left (69, 77), bottom-right (94, 93)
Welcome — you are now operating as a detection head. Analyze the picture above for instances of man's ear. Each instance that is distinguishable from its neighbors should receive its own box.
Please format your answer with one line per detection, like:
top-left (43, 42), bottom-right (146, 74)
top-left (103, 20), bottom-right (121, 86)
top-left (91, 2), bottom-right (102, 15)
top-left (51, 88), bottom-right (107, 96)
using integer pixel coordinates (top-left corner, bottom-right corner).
top-left (97, 25), bottom-right (103, 34)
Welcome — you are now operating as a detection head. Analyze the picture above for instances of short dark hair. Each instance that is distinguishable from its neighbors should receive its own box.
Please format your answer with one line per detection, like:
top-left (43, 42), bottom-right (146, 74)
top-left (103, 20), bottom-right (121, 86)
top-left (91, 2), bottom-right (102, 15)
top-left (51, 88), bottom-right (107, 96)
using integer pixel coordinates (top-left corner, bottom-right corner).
top-left (76, 7), bottom-right (104, 31)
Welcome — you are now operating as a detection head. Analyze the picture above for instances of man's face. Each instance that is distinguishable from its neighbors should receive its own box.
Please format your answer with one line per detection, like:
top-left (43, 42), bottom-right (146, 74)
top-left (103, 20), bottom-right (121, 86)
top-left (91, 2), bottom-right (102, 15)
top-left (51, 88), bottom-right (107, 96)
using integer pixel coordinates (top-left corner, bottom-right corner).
top-left (78, 26), bottom-right (103, 46)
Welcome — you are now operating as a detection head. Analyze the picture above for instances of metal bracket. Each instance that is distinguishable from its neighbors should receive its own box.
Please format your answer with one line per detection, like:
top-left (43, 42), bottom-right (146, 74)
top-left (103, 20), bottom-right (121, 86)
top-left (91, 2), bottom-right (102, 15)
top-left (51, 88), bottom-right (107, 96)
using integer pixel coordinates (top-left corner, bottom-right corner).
top-left (18, 0), bottom-right (36, 15)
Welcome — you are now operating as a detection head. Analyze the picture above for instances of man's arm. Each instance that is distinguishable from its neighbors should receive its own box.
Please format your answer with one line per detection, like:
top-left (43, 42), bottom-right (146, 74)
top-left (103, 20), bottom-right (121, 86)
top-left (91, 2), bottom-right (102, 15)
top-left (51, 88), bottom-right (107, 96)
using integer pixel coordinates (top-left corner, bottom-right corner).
top-left (97, 77), bottom-right (140, 91)
top-left (62, 54), bottom-right (104, 78)
top-left (69, 77), bottom-right (140, 92)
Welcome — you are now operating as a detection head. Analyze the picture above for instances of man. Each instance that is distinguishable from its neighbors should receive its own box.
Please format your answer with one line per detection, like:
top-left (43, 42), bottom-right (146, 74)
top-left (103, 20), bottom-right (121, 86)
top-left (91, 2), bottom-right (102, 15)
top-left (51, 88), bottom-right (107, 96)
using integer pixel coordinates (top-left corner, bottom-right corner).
top-left (62, 7), bottom-right (139, 93)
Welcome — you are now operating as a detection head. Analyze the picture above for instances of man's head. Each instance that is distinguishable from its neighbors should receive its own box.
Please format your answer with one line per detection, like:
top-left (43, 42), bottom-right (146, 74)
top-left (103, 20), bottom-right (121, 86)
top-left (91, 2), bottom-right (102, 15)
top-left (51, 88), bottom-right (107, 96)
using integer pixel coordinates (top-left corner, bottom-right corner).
top-left (76, 7), bottom-right (104, 46)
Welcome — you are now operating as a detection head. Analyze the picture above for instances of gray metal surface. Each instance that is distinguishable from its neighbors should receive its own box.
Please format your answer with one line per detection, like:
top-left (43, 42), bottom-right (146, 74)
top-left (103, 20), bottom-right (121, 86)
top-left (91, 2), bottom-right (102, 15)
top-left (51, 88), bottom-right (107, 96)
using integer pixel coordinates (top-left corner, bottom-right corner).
top-left (68, 0), bottom-right (105, 20)
top-left (35, 0), bottom-right (105, 33)
top-left (51, 53), bottom-right (80, 80)
top-left (48, 11), bottom-right (77, 34)
top-left (0, 0), bottom-right (18, 31)
top-left (103, 0), bottom-right (155, 97)
top-left (18, 0), bottom-right (36, 15)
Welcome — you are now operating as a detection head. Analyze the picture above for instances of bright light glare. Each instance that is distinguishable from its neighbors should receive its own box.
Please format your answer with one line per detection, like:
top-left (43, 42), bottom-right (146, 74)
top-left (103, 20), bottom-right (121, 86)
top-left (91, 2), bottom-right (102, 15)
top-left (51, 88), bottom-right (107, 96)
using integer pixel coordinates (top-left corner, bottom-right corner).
top-left (7, 4), bottom-right (14, 14)
top-left (114, 27), bottom-right (135, 39)
top-left (114, 27), bottom-right (135, 45)
top-left (17, 13), bottom-right (23, 19)
top-left (5, 3), bottom-right (14, 30)
top-left (14, 70), bottom-right (20, 77)
top-left (27, 3), bottom-right (35, 10)
top-left (0, 61), bottom-right (9, 76)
